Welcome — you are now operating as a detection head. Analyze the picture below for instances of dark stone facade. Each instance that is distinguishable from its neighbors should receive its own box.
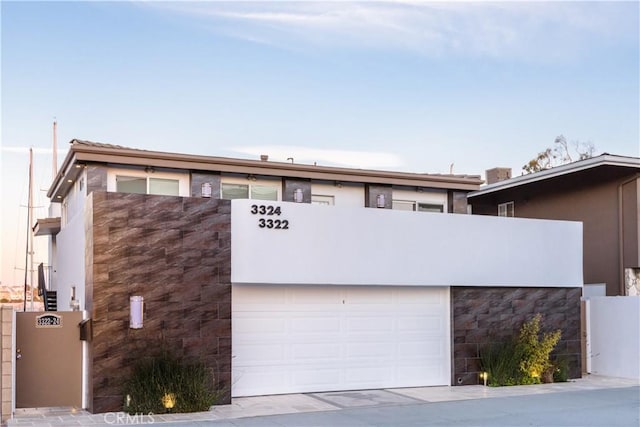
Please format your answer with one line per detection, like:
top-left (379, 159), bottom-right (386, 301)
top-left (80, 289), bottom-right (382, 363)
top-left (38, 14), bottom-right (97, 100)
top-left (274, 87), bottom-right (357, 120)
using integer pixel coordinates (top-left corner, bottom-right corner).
top-left (451, 287), bottom-right (582, 385)
top-left (86, 165), bottom-right (108, 194)
top-left (364, 184), bottom-right (392, 209)
top-left (191, 172), bottom-right (221, 199)
top-left (282, 178), bottom-right (311, 203)
top-left (448, 191), bottom-right (469, 214)
top-left (85, 191), bottom-right (232, 413)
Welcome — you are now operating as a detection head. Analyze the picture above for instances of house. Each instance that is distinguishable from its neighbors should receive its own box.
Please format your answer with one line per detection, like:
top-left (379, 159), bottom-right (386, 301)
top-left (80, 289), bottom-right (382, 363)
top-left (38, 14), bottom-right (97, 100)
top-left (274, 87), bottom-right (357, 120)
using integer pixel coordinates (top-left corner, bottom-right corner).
top-left (467, 154), bottom-right (640, 297)
top-left (36, 140), bottom-right (583, 413)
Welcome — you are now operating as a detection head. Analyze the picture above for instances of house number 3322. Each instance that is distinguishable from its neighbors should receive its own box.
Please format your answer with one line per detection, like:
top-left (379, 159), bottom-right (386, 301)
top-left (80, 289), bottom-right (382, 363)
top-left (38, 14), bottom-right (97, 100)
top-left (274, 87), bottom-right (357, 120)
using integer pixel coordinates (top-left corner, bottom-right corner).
top-left (250, 204), bottom-right (290, 230)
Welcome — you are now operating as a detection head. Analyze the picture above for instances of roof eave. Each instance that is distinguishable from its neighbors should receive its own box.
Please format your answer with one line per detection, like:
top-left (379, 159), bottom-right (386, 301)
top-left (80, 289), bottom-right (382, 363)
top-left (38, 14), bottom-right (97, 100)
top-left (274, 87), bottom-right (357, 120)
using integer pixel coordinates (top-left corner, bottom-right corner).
top-left (468, 155), bottom-right (640, 198)
top-left (49, 141), bottom-right (482, 198)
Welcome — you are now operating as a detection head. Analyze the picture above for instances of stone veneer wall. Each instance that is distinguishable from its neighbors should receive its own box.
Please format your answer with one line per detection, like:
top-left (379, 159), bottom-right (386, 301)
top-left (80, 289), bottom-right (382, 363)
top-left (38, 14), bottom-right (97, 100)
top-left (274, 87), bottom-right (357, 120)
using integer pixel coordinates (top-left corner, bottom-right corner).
top-left (85, 191), bottom-right (231, 413)
top-left (364, 184), bottom-right (392, 209)
top-left (452, 287), bottom-right (582, 385)
top-left (282, 178), bottom-right (311, 203)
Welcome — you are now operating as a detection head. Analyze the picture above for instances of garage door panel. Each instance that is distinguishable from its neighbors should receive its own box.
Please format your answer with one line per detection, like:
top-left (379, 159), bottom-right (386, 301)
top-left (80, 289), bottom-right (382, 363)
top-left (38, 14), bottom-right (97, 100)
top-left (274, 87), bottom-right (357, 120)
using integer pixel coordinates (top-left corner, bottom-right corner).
top-left (344, 365), bottom-right (393, 384)
top-left (233, 317), bottom-right (286, 334)
top-left (291, 288), bottom-right (343, 304)
top-left (344, 288), bottom-right (393, 303)
top-left (346, 316), bottom-right (394, 332)
top-left (290, 317), bottom-right (341, 333)
top-left (398, 339), bottom-right (445, 357)
top-left (291, 343), bottom-right (341, 359)
top-left (234, 285), bottom-right (287, 303)
top-left (233, 344), bottom-right (285, 363)
top-left (232, 285), bottom-right (450, 397)
top-left (345, 342), bottom-right (396, 358)
top-left (292, 369), bottom-right (341, 387)
top-left (397, 316), bottom-right (440, 331)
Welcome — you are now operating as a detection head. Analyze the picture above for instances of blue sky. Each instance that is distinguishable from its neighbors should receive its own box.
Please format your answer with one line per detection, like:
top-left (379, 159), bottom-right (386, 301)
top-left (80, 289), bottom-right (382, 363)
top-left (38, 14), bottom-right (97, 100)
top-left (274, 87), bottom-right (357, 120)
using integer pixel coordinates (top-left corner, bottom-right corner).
top-left (1, 1), bottom-right (639, 287)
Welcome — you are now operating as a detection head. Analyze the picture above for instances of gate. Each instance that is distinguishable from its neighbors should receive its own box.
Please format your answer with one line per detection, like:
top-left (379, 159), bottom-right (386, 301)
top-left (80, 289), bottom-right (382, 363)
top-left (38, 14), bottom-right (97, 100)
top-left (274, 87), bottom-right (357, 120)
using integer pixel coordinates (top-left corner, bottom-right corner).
top-left (16, 311), bottom-right (84, 408)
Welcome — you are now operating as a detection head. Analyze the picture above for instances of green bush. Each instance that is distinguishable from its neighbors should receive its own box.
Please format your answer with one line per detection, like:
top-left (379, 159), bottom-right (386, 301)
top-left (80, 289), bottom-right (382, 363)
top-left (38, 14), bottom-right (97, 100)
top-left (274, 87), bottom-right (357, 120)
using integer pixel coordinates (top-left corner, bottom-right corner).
top-left (516, 314), bottom-right (561, 383)
top-left (123, 352), bottom-right (223, 414)
top-left (479, 340), bottom-right (523, 386)
top-left (552, 355), bottom-right (570, 383)
top-left (480, 314), bottom-right (562, 386)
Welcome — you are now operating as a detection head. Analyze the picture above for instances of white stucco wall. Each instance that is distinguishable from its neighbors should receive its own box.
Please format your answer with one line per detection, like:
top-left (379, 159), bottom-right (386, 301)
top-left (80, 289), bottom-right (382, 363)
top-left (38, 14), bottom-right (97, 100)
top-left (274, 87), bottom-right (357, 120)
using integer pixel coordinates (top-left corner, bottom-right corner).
top-left (55, 209), bottom-right (85, 311)
top-left (231, 200), bottom-right (583, 287)
top-left (63, 170), bottom-right (86, 227)
top-left (588, 296), bottom-right (640, 380)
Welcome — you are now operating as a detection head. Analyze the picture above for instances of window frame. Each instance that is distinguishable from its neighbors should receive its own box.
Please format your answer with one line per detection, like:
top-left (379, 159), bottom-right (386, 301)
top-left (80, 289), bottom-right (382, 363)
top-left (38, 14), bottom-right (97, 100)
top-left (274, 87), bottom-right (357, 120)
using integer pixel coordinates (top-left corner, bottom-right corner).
top-left (219, 176), bottom-right (281, 201)
top-left (498, 201), bottom-right (515, 217)
top-left (107, 168), bottom-right (189, 196)
top-left (311, 195), bottom-right (335, 206)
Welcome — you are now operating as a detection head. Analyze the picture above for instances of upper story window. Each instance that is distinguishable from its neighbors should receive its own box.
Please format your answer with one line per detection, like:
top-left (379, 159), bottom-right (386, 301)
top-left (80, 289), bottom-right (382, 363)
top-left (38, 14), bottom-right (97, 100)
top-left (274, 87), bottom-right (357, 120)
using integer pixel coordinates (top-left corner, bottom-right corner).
top-left (498, 201), bottom-right (515, 217)
top-left (108, 168), bottom-right (188, 196)
top-left (417, 203), bottom-right (444, 213)
top-left (116, 176), bottom-right (180, 196)
top-left (392, 200), bottom-right (415, 211)
top-left (311, 195), bottom-right (335, 206)
top-left (392, 200), bottom-right (444, 213)
top-left (221, 183), bottom-right (278, 201)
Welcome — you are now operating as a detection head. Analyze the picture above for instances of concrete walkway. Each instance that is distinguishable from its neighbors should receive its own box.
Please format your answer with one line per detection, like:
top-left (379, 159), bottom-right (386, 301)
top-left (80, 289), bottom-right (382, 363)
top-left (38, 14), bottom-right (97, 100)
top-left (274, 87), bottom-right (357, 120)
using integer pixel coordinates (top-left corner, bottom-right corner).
top-left (7, 375), bottom-right (639, 427)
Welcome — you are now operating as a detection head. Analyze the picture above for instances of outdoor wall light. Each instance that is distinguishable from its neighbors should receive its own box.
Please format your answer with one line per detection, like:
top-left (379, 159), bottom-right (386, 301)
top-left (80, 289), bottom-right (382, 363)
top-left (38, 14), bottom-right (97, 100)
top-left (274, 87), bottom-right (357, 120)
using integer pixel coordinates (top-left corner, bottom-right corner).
top-left (201, 182), bottom-right (212, 198)
top-left (130, 296), bottom-right (144, 329)
top-left (246, 174), bottom-right (257, 181)
top-left (293, 188), bottom-right (304, 203)
top-left (376, 194), bottom-right (386, 208)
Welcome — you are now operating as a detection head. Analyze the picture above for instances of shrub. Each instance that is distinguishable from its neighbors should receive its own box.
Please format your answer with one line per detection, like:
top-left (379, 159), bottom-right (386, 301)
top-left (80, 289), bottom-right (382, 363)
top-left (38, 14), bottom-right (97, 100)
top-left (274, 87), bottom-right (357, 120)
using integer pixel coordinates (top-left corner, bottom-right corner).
top-left (479, 340), bottom-right (523, 386)
top-left (480, 314), bottom-right (562, 386)
top-left (516, 314), bottom-right (561, 384)
top-left (552, 355), bottom-right (570, 383)
top-left (123, 351), bottom-right (223, 414)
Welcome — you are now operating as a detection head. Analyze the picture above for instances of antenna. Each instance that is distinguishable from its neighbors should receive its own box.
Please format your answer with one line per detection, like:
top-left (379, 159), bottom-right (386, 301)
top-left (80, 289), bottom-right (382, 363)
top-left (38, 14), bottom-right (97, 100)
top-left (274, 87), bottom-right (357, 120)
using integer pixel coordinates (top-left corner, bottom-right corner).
top-left (52, 118), bottom-right (58, 178)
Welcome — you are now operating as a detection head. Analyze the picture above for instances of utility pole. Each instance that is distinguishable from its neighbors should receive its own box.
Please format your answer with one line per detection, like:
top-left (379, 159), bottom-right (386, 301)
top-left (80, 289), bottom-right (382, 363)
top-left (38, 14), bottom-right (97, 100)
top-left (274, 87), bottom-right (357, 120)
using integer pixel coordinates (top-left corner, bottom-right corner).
top-left (23, 148), bottom-right (34, 311)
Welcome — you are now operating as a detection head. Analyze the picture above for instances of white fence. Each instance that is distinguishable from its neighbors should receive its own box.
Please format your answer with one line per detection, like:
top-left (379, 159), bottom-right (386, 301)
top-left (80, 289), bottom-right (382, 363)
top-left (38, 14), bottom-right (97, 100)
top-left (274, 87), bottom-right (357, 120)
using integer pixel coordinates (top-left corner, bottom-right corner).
top-left (585, 296), bottom-right (640, 380)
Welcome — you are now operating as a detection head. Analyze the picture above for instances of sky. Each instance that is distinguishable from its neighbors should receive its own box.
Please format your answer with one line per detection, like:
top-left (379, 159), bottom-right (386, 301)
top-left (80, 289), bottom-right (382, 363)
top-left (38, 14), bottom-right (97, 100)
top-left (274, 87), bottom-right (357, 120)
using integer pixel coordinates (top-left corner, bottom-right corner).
top-left (1, 1), bottom-right (639, 288)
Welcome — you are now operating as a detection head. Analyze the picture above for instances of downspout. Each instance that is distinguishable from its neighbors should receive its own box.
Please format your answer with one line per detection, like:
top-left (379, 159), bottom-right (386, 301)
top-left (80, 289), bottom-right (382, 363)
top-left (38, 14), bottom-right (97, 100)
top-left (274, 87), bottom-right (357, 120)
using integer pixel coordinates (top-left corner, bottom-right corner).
top-left (618, 173), bottom-right (640, 295)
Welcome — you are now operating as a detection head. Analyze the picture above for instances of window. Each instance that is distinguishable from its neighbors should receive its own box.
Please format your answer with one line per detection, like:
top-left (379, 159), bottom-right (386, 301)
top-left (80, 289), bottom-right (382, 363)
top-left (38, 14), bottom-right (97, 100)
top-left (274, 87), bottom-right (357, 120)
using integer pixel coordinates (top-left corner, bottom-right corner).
top-left (417, 203), bottom-right (444, 213)
top-left (251, 185), bottom-right (278, 201)
top-left (312, 195), bottom-right (335, 206)
top-left (116, 176), bottom-right (180, 196)
top-left (393, 200), bottom-right (444, 213)
top-left (392, 200), bottom-right (416, 211)
top-left (498, 201), bottom-right (515, 217)
top-left (221, 183), bottom-right (278, 201)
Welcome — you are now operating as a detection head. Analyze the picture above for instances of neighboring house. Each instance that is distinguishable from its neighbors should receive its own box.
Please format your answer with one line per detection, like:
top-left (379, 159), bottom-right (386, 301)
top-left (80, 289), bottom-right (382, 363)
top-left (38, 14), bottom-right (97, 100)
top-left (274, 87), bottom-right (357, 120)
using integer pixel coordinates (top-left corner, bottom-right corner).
top-left (36, 140), bottom-right (583, 413)
top-left (467, 154), bottom-right (640, 297)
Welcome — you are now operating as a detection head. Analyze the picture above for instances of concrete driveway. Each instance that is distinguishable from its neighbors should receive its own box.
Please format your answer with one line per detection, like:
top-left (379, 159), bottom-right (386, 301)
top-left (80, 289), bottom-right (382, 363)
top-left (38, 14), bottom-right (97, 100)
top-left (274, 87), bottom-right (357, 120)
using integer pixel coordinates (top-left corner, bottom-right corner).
top-left (9, 375), bottom-right (639, 426)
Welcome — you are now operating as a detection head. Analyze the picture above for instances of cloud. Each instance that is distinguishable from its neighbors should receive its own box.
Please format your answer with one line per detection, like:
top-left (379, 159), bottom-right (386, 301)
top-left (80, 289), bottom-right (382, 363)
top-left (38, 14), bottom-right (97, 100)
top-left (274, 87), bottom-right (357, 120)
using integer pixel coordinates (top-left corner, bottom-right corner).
top-left (1, 146), bottom-right (55, 155)
top-left (142, 1), bottom-right (637, 62)
top-left (232, 145), bottom-right (404, 170)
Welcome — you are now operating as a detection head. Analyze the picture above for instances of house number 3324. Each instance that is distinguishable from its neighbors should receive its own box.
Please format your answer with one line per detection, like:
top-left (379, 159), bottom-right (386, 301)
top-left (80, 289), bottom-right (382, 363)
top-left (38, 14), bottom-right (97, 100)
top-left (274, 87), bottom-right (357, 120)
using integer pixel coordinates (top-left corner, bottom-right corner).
top-left (250, 204), bottom-right (290, 230)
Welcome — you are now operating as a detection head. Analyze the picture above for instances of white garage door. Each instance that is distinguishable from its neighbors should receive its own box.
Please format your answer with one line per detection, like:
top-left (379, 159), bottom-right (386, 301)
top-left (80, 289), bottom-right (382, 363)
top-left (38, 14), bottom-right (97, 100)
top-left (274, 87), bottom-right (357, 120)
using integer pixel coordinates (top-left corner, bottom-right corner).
top-left (232, 285), bottom-right (450, 397)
